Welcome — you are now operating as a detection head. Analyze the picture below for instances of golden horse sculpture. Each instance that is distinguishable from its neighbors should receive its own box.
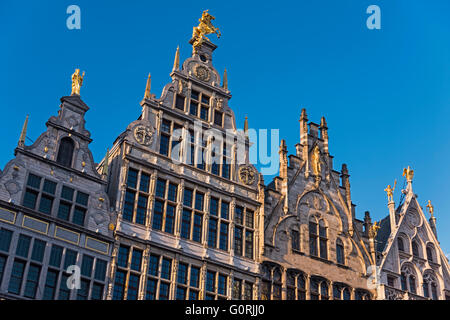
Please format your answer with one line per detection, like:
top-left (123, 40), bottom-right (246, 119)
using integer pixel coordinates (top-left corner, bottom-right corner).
top-left (192, 10), bottom-right (221, 53)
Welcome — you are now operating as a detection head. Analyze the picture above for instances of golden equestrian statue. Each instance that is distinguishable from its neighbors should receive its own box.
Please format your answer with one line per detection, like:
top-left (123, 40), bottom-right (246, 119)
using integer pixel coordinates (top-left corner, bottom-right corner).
top-left (369, 221), bottom-right (381, 239)
top-left (71, 69), bottom-right (85, 95)
top-left (192, 10), bottom-right (221, 53)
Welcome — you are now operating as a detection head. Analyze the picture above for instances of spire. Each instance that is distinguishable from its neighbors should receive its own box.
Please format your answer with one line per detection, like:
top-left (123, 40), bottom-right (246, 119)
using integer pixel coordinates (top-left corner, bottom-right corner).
top-left (102, 148), bottom-right (109, 176)
top-left (18, 115), bottom-right (29, 147)
top-left (144, 73), bottom-right (151, 99)
top-left (222, 68), bottom-right (228, 90)
top-left (172, 46), bottom-right (180, 72)
top-left (320, 116), bottom-right (329, 154)
top-left (244, 116), bottom-right (248, 134)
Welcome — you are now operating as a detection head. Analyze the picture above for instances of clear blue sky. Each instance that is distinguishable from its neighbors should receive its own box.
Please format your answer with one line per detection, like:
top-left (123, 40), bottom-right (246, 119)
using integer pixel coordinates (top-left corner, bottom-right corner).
top-left (1, 0), bottom-right (449, 256)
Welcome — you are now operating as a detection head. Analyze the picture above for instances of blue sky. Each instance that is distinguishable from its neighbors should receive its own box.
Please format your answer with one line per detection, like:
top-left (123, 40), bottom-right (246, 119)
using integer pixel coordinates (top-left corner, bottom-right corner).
top-left (1, 0), bottom-right (449, 256)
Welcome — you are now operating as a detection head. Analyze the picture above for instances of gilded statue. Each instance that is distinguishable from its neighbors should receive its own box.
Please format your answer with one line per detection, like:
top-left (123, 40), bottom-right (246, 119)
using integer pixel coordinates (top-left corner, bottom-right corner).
top-left (402, 166), bottom-right (414, 182)
top-left (369, 221), bottom-right (381, 239)
top-left (426, 200), bottom-right (434, 217)
top-left (192, 10), bottom-right (221, 53)
top-left (311, 145), bottom-right (321, 176)
top-left (71, 69), bottom-right (85, 95)
top-left (384, 179), bottom-right (396, 203)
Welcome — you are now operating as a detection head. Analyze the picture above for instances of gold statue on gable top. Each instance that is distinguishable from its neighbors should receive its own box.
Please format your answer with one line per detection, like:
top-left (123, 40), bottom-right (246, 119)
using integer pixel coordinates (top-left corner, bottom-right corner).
top-left (311, 145), bottom-right (321, 176)
top-left (426, 200), bottom-right (434, 217)
top-left (402, 166), bottom-right (414, 182)
top-left (192, 10), bottom-right (221, 53)
top-left (384, 179), bottom-right (397, 203)
top-left (71, 69), bottom-right (85, 95)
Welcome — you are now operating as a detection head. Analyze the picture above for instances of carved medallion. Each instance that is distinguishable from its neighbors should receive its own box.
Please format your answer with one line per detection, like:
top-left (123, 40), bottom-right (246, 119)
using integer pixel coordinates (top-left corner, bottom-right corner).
top-left (194, 65), bottom-right (211, 82)
top-left (238, 166), bottom-right (256, 185)
top-left (134, 125), bottom-right (154, 146)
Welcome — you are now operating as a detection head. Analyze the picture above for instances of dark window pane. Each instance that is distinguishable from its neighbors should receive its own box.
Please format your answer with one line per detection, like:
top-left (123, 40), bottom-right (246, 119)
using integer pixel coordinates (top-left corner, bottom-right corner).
top-left (0, 256), bottom-right (6, 284)
top-left (31, 239), bottom-right (46, 262)
top-left (206, 271), bottom-right (215, 292)
top-left (127, 274), bottom-right (140, 300)
top-left (221, 202), bottom-right (229, 219)
top-left (127, 168), bottom-right (138, 189)
top-left (43, 269), bottom-right (58, 300)
top-left (136, 195), bottom-right (148, 225)
top-left (159, 282), bottom-right (170, 300)
top-left (8, 260), bottom-right (25, 295)
top-left (72, 207), bottom-right (86, 226)
top-left (195, 193), bottom-right (204, 211)
top-left (218, 274), bottom-right (227, 295)
top-left (214, 111), bottom-right (223, 126)
top-left (200, 106), bottom-right (209, 120)
top-left (76, 279), bottom-right (89, 300)
top-left (291, 230), bottom-right (300, 251)
top-left (123, 190), bottom-right (136, 222)
top-left (245, 230), bottom-right (253, 259)
top-left (190, 267), bottom-right (200, 288)
top-left (189, 102), bottom-right (198, 116)
top-left (76, 192), bottom-right (89, 206)
top-left (177, 263), bottom-right (188, 284)
top-left (161, 258), bottom-right (172, 280)
top-left (23, 189), bottom-right (38, 209)
top-left (161, 120), bottom-right (171, 133)
top-left (192, 213), bottom-right (203, 243)
top-left (176, 286), bottom-right (186, 300)
top-left (146, 279), bottom-right (157, 300)
top-left (245, 210), bottom-right (254, 228)
top-left (140, 173), bottom-right (150, 192)
top-left (27, 173), bottom-right (41, 189)
top-left (61, 186), bottom-right (74, 201)
top-left (210, 198), bottom-right (219, 216)
top-left (16, 234), bottom-right (31, 258)
top-left (112, 270), bottom-right (126, 300)
top-left (148, 255), bottom-right (159, 276)
top-left (24, 264), bottom-right (41, 298)
top-left (191, 90), bottom-right (199, 101)
top-left (155, 179), bottom-right (166, 198)
top-left (168, 183), bottom-right (178, 202)
top-left (175, 94), bottom-right (185, 110)
top-left (152, 200), bottom-right (164, 230)
top-left (38, 194), bottom-right (54, 214)
top-left (159, 134), bottom-right (170, 156)
top-left (94, 259), bottom-right (107, 281)
top-left (43, 180), bottom-right (57, 194)
top-left (91, 283), bottom-right (103, 300)
top-left (235, 206), bottom-right (243, 225)
top-left (234, 227), bottom-right (243, 256)
top-left (181, 209), bottom-right (192, 239)
top-left (57, 201), bottom-right (71, 221)
top-left (56, 137), bottom-right (75, 167)
top-left (0, 228), bottom-right (13, 252)
top-left (219, 223), bottom-right (228, 251)
top-left (117, 246), bottom-right (129, 268)
top-left (208, 218), bottom-right (218, 248)
top-left (81, 255), bottom-right (94, 277)
top-left (131, 249), bottom-right (143, 271)
top-left (58, 274), bottom-right (71, 300)
top-left (183, 189), bottom-right (193, 207)
top-left (165, 205), bottom-right (176, 234)
top-left (64, 249), bottom-right (78, 270)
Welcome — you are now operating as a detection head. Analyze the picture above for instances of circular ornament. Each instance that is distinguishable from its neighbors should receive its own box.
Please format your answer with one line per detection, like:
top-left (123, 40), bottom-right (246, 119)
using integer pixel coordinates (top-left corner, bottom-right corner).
top-left (134, 125), bottom-right (154, 146)
top-left (194, 65), bottom-right (211, 82)
top-left (238, 166), bottom-right (256, 185)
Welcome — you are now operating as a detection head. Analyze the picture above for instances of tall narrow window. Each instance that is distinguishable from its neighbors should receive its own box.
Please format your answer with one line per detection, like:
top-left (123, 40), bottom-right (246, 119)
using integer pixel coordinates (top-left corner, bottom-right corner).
top-left (56, 137), bottom-right (75, 167)
top-left (397, 238), bottom-right (404, 252)
top-left (309, 219), bottom-right (318, 256)
top-left (291, 230), bottom-right (300, 251)
top-left (336, 239), bottom-right (344, 265)
top-left (426, 246), bottom-right (434, 262)
top-left (412, 241), bottom-right (419, 257)
top-left (319, 220), bottom-right (328, 259)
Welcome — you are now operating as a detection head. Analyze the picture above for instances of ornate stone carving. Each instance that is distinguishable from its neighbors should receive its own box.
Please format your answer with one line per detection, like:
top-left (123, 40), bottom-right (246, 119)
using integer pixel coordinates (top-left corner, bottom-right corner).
top-left (194, 65), bottom-right (211, 82)
top-left (133, 125), bottom-right (154, 146)
top-left (238, 165), bottom-right (255, 185)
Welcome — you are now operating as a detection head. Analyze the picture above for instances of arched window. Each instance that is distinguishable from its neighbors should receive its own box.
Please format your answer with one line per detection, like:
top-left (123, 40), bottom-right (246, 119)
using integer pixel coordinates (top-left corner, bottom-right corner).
top-left (397, 238), bottom-right (404, 252)
top-left (409, 275), bottom-right (416, 294)
top-left (297, 274), bottom-right (306, 300)
top-left (401, 264), bottom-right (418, 294)
top-left (261, 263), bottom-right (283, 300)
top-left (426, 246), bottom-right (434, 262)
top-left (319, 220), bottom-right (328, 259)
top-left (286, 269), bottom-right (306, 300)
top-left (309, 218), bottom-right (318, 257)
top-left (412, 241), bottom-right (419, 257)
top-left (343, 287), bottom-right (351, 300)
top-left (320, 281), bottom-right (329, 300)
top-left (423, 272), bottom-right (439, 300)
top-left (336, 239), bottom-right (344, 265)
top-left (56, 137), bottom-right (75, 167)
top-left (310, 277), bottom-right (329, 300)
top-left (355, 289), bottom-right (371, 300)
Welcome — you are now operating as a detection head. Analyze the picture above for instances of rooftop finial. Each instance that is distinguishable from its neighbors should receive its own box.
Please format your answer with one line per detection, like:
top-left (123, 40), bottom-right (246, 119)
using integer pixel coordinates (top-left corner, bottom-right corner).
top-left (244, 116), bottom-right (248, 134)
top-left (192, 10), bottom-right (221, 53)
top-left (144, 73), bottom-right (151, 99)
top-left (426, 200), bottom-right (434, 217)
top-left (320, 116), bottom-right (327, 128)
top-left (223, 68), bottom-right (228, 90)
top-left (300, 108), bottom-right (308, 121)
top-left (402, 166), bottom-right (414, 183)
top-left (71, 69), bottom-right (85, 95)
top-left (18, 114), bottom-right (29, 147)
top-left (173, 46), bottom-right (180, 71)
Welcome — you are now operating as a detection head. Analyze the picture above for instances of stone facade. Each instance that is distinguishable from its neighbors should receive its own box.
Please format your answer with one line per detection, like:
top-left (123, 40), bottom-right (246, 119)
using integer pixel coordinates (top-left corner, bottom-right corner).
top-left (0, 36), bottom-right (449, 300)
